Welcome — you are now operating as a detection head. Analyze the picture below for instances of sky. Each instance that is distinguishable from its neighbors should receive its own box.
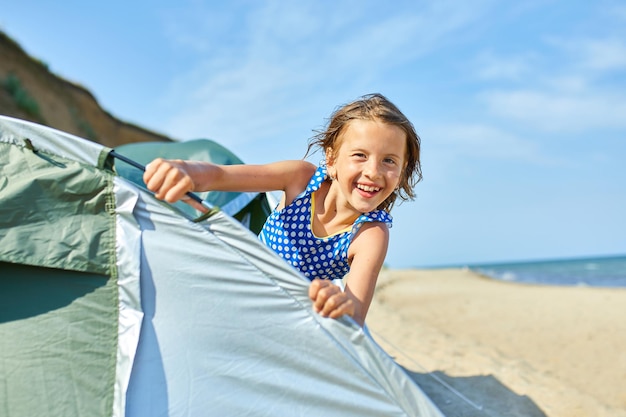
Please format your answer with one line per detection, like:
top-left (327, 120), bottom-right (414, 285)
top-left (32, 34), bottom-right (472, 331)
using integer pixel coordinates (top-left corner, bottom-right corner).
top-left (1, 0), bottom-right (625, 268)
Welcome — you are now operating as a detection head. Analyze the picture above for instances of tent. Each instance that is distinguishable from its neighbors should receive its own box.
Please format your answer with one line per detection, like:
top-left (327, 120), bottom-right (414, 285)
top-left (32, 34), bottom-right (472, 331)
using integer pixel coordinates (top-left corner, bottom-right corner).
top-left (0, 115), bottom-right (445, 417)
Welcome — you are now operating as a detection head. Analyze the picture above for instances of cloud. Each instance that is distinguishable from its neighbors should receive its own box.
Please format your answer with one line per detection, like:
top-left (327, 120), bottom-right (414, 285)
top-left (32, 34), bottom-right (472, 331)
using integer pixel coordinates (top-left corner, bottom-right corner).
top-left (159, 1), bottom-right (493, 143)
top-left (471, 32), bottom-right (626, 133)
top-left (473, 51), bottom-right (537, 82)
top-left (548, 36), bottom-right (626, 73)
top-left (578, 38), bottom-right (626, 72)
top-left (160, 55), bottom-right (310, 142)
top-left (481, 89), bottom-right (626, 133)
top-left (426, 123), bottom-right (547, 163)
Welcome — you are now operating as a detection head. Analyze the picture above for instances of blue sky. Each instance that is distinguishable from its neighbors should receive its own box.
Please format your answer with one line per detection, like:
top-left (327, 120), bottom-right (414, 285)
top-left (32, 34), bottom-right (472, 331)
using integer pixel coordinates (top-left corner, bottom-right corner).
top-left (2, 1), bottom-right (625, 268)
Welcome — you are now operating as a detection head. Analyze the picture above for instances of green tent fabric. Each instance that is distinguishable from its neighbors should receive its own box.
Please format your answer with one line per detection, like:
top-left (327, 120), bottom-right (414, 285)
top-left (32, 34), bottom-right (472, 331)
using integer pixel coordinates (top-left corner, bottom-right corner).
top-left (0, 120), bottom-right (129, 416)
top-left (0, 115), bottom-right (446, 417)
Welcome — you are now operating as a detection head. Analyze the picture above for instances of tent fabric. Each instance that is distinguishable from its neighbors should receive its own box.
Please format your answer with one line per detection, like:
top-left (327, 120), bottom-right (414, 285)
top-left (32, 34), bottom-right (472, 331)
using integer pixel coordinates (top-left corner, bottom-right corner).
top-left (0, 115), bottom-right (445, 417)
top-left (112, 179), bottom-right (144, 417)
top-left (0, 138), bottom-right (114, 274)
top-left (0, 118), bottom-right (143, 417)
top-left (0, 262), bottom-right (119, 416)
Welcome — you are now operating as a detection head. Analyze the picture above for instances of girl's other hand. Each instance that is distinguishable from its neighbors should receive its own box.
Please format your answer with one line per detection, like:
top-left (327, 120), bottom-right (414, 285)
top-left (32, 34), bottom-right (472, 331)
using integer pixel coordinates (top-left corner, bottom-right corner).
top-left (144, 158), bottom-right (195, 203)
top-left (308, 279), bottom-right (355, 322)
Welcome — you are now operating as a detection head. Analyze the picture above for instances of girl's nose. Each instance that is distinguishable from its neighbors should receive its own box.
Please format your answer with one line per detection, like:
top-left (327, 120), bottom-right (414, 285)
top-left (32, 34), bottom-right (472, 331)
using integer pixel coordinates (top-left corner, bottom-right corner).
top-left (363, 160), bottom-right (381, 178)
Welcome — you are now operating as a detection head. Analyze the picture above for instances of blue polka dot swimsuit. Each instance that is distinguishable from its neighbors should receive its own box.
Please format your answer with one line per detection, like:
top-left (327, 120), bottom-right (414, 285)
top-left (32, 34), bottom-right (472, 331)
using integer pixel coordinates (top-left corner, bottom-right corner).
top-left (259, 163), bottom-right (393, 281)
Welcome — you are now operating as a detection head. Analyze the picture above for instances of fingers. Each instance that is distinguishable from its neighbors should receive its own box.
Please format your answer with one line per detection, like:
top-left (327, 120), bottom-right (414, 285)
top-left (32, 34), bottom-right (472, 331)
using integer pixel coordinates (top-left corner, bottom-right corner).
top-left (184, 197), bottom-right (209, 214)
top-left (309, 279), bottom-right (355, 320)
top-left (143, 159), bottom-right (195, 203)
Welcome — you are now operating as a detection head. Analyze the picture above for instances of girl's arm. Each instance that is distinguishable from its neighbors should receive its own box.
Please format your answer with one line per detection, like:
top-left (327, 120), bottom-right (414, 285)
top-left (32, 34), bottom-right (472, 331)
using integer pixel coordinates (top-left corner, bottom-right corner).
top-left (344, 222), bottom-right (389, 325)
top-left (309, 222), bottom-right (389, 326)
top-left (143, 158), bottom-right (316, 207)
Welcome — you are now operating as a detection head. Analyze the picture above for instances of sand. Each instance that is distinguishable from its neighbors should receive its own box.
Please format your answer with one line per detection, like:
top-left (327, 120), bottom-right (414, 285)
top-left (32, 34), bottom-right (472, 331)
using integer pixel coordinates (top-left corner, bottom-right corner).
top-left (365, 268), bottom-right (626, 417)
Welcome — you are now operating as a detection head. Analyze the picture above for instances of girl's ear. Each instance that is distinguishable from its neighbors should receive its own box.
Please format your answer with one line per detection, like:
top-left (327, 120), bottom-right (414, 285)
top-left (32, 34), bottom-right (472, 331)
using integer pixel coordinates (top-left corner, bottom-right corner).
top-left (325, 148), bottom-right (337, 180)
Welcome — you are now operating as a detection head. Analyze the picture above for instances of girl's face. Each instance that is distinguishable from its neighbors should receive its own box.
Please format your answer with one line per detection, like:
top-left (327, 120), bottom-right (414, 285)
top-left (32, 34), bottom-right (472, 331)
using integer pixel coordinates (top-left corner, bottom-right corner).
top-left (326, 119), bottom-right (406, 214)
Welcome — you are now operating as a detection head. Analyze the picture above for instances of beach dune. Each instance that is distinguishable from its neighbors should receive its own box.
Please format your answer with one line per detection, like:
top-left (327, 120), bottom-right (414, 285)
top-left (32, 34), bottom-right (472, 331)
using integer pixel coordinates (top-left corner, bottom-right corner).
top-left (366, 268), bottom-right (626, 417)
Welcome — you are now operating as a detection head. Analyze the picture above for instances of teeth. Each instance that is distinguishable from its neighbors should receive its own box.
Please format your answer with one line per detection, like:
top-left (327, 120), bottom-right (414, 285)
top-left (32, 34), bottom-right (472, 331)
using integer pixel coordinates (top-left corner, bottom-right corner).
top-left (357, 184), bottom-right (380, 192)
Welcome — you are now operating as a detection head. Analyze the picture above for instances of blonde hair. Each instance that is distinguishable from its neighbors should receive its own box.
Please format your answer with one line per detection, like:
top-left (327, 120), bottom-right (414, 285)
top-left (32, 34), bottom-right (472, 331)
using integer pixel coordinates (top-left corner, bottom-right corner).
top-left (307, 93), bottom-right (422, 211)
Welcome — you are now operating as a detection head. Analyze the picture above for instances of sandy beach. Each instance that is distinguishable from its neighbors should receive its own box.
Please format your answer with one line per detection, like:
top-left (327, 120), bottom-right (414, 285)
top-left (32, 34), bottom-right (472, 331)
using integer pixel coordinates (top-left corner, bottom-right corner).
top-left (365, 268), bottom-right (626, 417)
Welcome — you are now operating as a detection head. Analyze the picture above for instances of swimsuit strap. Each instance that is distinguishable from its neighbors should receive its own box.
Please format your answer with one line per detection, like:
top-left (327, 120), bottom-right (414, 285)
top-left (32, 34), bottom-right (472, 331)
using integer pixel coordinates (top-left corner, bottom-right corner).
top-left (304, 162), bottom-right (328, 194)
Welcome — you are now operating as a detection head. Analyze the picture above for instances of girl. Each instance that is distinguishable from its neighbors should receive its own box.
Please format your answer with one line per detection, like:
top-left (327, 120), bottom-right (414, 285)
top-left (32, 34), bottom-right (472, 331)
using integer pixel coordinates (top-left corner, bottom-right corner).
top-left (143, 93), bottom-right (421, 326)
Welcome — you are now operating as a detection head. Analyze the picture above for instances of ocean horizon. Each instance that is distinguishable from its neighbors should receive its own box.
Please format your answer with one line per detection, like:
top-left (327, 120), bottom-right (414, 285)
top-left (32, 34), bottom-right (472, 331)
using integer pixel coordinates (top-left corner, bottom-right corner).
top-left (463, 254), bottom-right (626, 288)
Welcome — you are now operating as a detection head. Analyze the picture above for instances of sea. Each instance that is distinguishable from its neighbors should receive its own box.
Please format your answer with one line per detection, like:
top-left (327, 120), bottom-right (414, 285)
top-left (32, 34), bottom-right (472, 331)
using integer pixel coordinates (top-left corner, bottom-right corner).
top-left (468, 254), bottom-right (626, 288)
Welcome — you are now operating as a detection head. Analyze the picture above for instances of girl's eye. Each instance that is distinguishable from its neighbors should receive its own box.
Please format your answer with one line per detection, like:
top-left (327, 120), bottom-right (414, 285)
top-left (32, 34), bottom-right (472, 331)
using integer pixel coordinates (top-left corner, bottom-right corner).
top-left (384, 158), bottom-right (397, 165)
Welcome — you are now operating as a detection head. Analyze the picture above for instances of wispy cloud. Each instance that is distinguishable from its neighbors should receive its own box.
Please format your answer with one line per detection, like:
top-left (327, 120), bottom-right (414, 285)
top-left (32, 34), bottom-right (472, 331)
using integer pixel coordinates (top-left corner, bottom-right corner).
top-left (481, 89), bottom-right (626, 132)
top-left (472, 31), bottom-right (626, 133)
top-left (548, 36), bottom-right (626, 73)
top-left (473, 51), bottom-right (537, 82)
top-left (426, 123), bottom-right (550, 163)
top-left (158, 1), bottom-right (492, 143)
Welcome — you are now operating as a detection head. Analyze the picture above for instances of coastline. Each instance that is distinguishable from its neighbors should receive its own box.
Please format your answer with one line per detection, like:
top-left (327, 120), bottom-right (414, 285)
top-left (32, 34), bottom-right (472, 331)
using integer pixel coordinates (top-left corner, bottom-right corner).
top-left (366, 268), bottom-right (626, 417)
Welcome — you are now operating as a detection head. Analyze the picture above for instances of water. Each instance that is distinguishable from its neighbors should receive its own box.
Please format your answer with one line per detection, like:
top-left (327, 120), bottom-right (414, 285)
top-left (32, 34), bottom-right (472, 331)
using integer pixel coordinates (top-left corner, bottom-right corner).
top-left (469, 255), bottom-right (626, 288)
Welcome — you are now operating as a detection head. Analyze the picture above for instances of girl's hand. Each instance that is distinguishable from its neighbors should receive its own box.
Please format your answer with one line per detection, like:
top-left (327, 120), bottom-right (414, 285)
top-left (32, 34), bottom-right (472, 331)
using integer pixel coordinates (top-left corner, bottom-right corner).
top-left (144, 158), bottom-right (195, 203)
top-left (308, 279), bottom-right (355, 321)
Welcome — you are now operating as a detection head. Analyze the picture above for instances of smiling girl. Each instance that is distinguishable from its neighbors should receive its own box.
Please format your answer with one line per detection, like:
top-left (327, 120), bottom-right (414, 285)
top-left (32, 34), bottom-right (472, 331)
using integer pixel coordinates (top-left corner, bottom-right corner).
top-left (143, 93), bottom-right (422, 326)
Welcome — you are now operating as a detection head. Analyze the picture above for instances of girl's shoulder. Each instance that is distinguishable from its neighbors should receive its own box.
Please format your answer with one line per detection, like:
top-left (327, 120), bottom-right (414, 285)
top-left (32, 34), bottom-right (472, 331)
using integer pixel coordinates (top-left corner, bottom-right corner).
top-left (280, 160), bottom-right (318, 206)
top-left (277, 160), bottom-right (317, 178)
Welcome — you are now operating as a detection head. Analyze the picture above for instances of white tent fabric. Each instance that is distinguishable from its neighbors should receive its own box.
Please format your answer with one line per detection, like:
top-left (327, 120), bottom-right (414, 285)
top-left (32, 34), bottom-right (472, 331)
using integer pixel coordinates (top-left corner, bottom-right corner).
top-left (112, 180), bottom-right (144, 417)
top-left (121, 184), bottom-right (444, 416)
top-left (1, 116), bottom-right (445, 417)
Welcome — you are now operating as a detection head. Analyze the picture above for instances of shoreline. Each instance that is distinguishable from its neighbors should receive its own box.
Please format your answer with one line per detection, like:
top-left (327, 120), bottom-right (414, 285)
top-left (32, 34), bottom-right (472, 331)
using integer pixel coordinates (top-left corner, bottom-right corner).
top-left (366, 268), bottom-right (626, 417)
